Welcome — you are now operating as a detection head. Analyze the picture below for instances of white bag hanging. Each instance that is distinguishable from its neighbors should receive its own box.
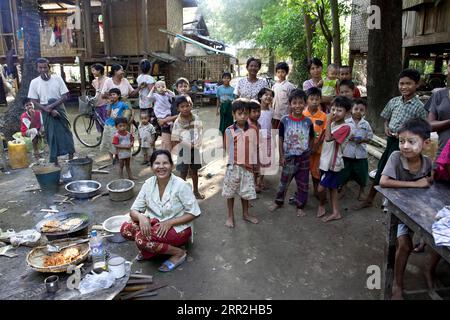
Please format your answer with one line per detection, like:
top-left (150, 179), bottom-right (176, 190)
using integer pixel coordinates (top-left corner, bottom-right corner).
top-left (49, 31), bottom-right (56, 47)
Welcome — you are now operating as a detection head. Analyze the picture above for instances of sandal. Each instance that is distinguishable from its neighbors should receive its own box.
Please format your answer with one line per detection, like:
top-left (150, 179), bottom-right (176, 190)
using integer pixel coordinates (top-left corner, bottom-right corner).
top-left (158, 253), bottom-right (187, 272)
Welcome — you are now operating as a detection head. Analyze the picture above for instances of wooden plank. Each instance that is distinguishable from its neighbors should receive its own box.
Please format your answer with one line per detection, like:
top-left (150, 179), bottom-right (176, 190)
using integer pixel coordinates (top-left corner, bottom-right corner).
top-left (383, 203), bottom-right (398, 300)
top-left (83, 0), bottom-right (93, 58)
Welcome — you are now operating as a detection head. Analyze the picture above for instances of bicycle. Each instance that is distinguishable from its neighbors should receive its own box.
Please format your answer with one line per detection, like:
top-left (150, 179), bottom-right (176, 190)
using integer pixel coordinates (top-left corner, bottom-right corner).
top-left (73, 96), bottom-right (141, 156)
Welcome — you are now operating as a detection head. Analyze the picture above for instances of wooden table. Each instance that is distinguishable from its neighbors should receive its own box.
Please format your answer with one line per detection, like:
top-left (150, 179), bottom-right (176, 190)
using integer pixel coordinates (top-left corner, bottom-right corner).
top-left (375, 182), bottom-right (450, 299)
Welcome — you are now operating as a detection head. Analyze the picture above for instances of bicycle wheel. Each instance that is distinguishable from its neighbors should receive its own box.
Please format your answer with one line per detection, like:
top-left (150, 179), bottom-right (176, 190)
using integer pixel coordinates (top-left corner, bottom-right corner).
top-left (130, 120), bottom-right (141, 156)
top-left (73, 114), bottom-right (103, 147)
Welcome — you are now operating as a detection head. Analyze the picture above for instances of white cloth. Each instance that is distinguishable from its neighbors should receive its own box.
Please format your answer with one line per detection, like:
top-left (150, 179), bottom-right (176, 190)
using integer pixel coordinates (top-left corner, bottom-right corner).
top-left (131, 174), bottom-right (201, 233)
top-left (258, 109), bottom-right (273, 139)
top-left (342, 117), bottom-right (373, 159)
top-left (148, 91), bottom-right (175, 119)
top-left (272, 80), bottom-right (296, 120)
top-left (432, 206), bottom-right (450, 247)
top-left (28, 75), bottom-right (69, 105)
top-left (101, 77), bottom-right (134, 99)
top-left (137, 74), bottom-right (155, 109)
top-left (138, 123), bottom-right (156, 148)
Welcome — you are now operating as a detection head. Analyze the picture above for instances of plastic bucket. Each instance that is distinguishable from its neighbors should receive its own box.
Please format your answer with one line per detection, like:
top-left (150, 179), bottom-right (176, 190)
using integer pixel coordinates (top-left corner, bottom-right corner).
top-left (32, 166), bottom-right (61, 193)
top-left (68, 157), bottom-right (93, 181)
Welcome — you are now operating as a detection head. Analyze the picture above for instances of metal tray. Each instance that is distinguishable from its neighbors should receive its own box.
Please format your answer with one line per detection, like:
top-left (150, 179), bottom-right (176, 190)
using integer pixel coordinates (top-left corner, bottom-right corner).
top-left (35, 212), bottom-right (90, 240)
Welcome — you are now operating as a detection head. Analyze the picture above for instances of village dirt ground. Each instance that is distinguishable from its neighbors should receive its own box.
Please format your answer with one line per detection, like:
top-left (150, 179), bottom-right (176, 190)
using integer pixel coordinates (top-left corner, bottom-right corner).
top-left (0, 103), bottom-right (448, 300)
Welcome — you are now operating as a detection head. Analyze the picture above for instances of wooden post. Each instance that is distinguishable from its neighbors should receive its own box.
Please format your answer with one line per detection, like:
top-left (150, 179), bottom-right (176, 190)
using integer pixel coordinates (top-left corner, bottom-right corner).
top-left (83, 0), bottom-right (93, 58)
top-left (383, 202), bottom-right (398, 300)
top-left (142, 0), bottom-right (149, 56)
top-left (80, 58), bottom-right (86, 96)
top-left (102, 0), bottom-right (111, 56)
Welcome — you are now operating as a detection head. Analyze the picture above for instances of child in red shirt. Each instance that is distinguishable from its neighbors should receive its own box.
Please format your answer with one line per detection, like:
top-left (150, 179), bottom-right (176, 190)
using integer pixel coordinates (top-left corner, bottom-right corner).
top-left (20, 99), bottom-right (44, 159)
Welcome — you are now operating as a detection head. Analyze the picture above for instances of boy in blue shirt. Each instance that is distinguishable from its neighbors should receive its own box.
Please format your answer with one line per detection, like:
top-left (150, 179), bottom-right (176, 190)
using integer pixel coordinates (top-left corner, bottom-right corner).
top-left (100, 88), bottom-right (129, 164)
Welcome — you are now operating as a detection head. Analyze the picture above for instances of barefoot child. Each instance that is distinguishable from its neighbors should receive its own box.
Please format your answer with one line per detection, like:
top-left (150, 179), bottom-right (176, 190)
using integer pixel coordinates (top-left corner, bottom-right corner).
top-left (257, 87), bottom-right (275, 190)
top-left (100, 88), bottom-right (129, 164)
top-left (248, 100), bottom-right (262, 193)
top-left (339, 99), bottom-right (373, 200)
top-left (379, 118), bottom-right (433, 299)
top-left (216, 72), bottom-right (235, 148)
top-left (269, 89), bottom-right (314, 217)
top-left (317, 96), bottom-right (352, 222)
top-left (272, 62), bottom-right (296, 129)
top-left (112, 117), bottom-right (136, 180)
top-left (138, 111), bottom-right (156, 165)
top-left (171, 95), bottom-right (205, 200)
top-left (355, 69), bottom-right (427, 210)
top-left (222, 99), bottom-right (259, 227)
top-left (302, 87), bottom-right (327, 198)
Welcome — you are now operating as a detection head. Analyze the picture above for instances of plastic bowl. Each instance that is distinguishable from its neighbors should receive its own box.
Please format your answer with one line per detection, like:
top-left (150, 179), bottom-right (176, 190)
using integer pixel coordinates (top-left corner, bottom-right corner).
top-left (102, 215), bottom-right (131, 243)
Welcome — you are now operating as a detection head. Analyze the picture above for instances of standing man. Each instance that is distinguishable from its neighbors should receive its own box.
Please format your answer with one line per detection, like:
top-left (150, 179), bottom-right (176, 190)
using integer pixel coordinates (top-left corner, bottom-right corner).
top-left (28, 58), bottom-right (75, 165)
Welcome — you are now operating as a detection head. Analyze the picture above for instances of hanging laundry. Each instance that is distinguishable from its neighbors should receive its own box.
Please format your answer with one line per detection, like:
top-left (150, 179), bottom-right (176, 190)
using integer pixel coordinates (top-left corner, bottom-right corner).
top-left (66, 13), bottom-right (75, 45)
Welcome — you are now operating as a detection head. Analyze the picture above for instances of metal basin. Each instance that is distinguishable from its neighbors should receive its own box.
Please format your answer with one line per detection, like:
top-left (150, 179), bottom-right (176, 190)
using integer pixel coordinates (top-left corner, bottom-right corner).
top-left (106, 179), bottom-right (135, 202)
top-left (65, 180), bottom-right (101, 199)
top-left (102, 215), bottom-right (131, 243)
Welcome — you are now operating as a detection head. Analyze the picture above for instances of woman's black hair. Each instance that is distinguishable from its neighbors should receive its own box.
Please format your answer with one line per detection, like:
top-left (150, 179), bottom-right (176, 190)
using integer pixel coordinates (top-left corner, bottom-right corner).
top-left (91, 63), bottom-right (105, 75)
top-left (246, 57), bottom-right (262, 69)
top-left (257, 87), bottom-right (274, 102)
top-left (275, 62), bottom-right (289, 74)
top-left (139, 59), bottom-right (152, 74)
top-left (150, 149), bottom-right (174, 166)
top-left (109, 64), bottom-right (123, 77)
top-left (174, 95), bottom-right (193, 108)
top-left (307, 58), bottom-right (323, 72)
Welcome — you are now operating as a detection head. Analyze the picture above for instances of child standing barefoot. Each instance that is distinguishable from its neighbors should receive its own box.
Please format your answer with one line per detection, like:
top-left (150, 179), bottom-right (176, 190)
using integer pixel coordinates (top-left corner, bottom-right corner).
top-left (222, 99), bottom-right (259, 228)
top-left (317, 96), bottom-right (352, 222)
top-left (257, 87), bottom-right (275, 190)
top-left (112, 117), bottom-right (136, 180)
top-left (138, 111), bottom-right (156, 165)
top-left (269, 89), bottom-right (314, 217)
top-left (171, 95), bottom-right (205, 199)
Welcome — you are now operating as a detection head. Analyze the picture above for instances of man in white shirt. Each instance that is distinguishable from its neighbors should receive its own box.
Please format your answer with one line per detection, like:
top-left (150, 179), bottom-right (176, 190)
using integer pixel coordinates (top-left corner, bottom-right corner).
top-left (28, 57), bottom-right (75, 165)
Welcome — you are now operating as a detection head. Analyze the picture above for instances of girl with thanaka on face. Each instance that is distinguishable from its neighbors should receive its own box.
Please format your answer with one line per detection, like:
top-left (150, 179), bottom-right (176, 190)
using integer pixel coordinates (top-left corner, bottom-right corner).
top-left (257, 87), bottom-right (275, 190)
top-left (148, 80), bottom-right (176, 151)
top-left (303, 58), bottom-right (324, 92)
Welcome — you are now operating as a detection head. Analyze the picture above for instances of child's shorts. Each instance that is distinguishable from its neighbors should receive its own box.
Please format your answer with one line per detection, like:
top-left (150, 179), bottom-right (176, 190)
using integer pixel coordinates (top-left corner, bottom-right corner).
top-left (339, 157), bottom-right (369, 187)
top-left (397, 223), bottom-right (413, 238)
top-left (222, 164), bottom-right (257, 200)
top-left (176, 147), bottom-right (202, 173)
top-left (319, 170), bottom-right (340, 189)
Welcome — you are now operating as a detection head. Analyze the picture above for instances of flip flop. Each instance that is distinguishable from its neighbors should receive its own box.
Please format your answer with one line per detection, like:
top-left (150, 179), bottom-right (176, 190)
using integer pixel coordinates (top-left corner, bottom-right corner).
top-left (158, 253), bottom-right (187, 272)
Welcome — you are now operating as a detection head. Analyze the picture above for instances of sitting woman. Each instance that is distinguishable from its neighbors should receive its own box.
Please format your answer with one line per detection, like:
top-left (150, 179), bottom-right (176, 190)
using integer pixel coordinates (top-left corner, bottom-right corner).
top-left (120, 149), bottom-right (201, 272)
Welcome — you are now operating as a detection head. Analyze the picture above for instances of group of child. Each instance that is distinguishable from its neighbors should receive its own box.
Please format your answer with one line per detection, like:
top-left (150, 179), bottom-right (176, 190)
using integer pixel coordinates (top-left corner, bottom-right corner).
top-left (218, 59), bottom-right (375, 226)
top-left (96, 59), bottom-right (204, 198)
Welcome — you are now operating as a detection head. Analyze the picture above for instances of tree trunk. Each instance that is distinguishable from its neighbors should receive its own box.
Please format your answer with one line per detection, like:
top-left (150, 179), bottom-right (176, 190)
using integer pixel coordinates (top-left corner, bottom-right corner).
top-left (268, 48), bottom-right (275, 77)
top-left (303, 13), bottom-right (313, 59)
top-left (330, 0), bottom-right (341, 65)
top-left (0, 0), bottom-right (41, 140)
top-left (327, 43), bottom-right (332, 66)
top-left (367, 0), bottom-right (403, 133)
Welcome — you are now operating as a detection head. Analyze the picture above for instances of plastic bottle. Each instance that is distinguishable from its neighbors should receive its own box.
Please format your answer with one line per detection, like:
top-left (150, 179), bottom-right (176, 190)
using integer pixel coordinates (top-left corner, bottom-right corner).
top-left (89, 230), bottom-right (106, 273)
